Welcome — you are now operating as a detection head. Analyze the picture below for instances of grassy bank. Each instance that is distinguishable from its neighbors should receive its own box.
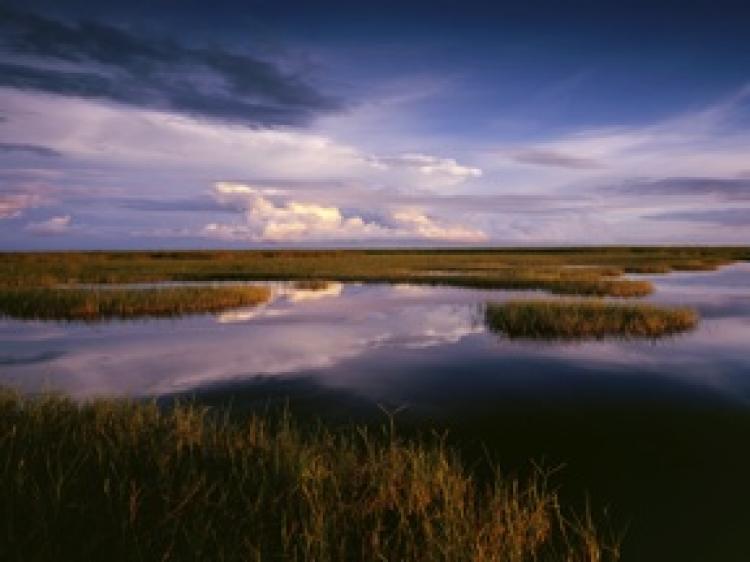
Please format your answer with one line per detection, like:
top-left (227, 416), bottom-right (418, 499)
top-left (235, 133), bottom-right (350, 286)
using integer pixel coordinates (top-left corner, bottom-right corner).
top-left (485, 300), bottom-right (698, 339)
top-left (0, 390), bottom-right (619, 562)
top-left (1, 247), bottom-right (746, 297)
top-left (0, 285), bottom-right (270, 321)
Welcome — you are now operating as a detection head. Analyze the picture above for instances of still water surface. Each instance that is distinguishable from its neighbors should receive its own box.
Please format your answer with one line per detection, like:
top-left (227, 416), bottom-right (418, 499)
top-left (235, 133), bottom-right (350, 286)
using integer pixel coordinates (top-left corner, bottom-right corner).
top-left (1, 263), bottom-right (749, 561)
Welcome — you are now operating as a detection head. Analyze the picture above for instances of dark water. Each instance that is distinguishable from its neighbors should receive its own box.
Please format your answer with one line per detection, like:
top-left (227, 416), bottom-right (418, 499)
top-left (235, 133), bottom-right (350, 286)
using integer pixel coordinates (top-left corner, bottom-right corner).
top-left (1, 264), bottom-right (749, 561)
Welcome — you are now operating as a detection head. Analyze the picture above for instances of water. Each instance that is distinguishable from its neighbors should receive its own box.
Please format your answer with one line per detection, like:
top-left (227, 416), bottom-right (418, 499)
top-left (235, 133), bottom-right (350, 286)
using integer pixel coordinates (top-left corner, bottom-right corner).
top-left (1, 263), bottom-right (749, 561)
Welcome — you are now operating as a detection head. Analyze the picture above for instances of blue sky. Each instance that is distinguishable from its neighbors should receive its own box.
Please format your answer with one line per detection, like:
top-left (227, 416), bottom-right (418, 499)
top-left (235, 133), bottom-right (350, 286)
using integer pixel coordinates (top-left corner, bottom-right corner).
top-left (1, 0), bottom-right (749, 248)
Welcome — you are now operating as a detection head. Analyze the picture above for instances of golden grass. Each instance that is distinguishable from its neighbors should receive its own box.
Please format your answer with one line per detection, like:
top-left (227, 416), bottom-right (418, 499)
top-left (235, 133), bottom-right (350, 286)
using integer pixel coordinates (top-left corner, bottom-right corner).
top-left (0, 247), bottom-right (744, 298)
top-left (0, 285), bottom-right (270, 321)
top-left (0, 390), bottom-right (620, 562)
top-left (485, 299), bottom-right (698, 340)
top-left (292, 279), bottom-right (331, 290)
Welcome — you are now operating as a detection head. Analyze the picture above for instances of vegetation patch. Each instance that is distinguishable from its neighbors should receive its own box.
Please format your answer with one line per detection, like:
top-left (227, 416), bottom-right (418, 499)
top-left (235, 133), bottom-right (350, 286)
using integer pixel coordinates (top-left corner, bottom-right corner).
top-left (485, 299), bottom-right (698, 340)
top-left (0, 247), bottom-right (745, 298)
top-left (292, 279), bottom-right (331, 290)
top-left (0, 390), bottom-right (619, 562)
top-left (0, 285), bottom-right (270, 321)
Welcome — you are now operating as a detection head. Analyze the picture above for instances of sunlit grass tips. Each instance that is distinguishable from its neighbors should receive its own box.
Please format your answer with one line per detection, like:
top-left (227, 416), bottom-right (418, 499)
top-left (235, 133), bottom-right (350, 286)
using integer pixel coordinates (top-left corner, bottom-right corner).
top-left (485, 299), bottom-right (698, 340)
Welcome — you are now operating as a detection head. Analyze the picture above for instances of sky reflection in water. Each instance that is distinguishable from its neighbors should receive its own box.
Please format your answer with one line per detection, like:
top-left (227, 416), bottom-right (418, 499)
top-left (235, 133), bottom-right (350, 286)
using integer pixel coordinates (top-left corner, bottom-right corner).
top-left (1, 263), bottom-right (749, 407)
top-left (2, 264), bottom-right (750, 561)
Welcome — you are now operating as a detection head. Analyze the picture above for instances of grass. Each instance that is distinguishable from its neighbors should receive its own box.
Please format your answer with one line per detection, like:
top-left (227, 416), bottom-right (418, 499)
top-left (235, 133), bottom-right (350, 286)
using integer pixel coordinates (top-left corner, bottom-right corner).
top-left (485, 300), bottom-right (698, 340)
top-left (0, 285), bottom-right (270, 321)
top-left (292, 279), bottom-right (331, 290)
top-left (1, 247), bottom-right (746, 297)
top-left (0, 390), bottom-right (620, 562)
top-left (0, 247), bottom-right (744, 319)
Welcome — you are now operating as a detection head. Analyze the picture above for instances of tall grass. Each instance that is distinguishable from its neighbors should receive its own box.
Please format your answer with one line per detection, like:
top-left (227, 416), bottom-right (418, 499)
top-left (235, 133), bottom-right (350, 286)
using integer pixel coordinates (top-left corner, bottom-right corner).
top-left (0, 390), bottom-right (620, 562)
top-left (485, 300), bottom-right (698, 339)
top-left (0, 286), bottom-right (270, 321)
top-left (1, 247), bottom-right (744, 297)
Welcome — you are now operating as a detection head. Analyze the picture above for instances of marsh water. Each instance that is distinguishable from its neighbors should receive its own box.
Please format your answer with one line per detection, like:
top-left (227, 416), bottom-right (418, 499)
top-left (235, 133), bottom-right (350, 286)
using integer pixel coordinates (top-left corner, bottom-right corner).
top-left (2, 263), bottom-right (750, 561)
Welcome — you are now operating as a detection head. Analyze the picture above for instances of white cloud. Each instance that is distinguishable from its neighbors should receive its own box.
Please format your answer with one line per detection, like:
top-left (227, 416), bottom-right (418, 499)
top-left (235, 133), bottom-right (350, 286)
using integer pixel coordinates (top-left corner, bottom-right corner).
top-left (0, 89), bottom-right (481, 190)
top-left (372, 153), bottom-right (482, 187)
top-left (25, 215), bottom-right (71, 235)
top-left (389, 153), bottom-right (482, 178)
top-left (4, 82), bottom-right (750, 246)
top-left (204, 182), bottom-right (486, 243)
top-left (392, 208), bottom-right (487, 242)
top-left (208, 183), bottom-right (386, 241)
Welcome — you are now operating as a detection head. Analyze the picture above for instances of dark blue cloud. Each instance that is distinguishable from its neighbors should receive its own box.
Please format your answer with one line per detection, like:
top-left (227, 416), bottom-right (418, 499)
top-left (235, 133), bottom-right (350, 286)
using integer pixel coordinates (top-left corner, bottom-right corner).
top-left (0, 7), bottom-right (342, 127)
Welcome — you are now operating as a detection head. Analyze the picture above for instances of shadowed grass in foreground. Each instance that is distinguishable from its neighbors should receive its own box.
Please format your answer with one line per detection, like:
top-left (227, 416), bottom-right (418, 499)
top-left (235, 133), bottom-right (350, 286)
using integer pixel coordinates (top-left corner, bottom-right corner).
top-left (485, 300), bottom-right (698, 340)
top-left (0, 285), bottom-right (270, 321)
top-left (0, 390), bottom-right (620, 562)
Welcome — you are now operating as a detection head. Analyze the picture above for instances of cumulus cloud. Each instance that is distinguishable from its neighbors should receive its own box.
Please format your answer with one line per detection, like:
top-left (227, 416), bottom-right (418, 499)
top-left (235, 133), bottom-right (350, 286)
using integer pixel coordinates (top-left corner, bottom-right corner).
top-left (25, 214), bottom-right (71, 235)
top-left (391, 208), bottom-right (487, 241)
top-left (0, 89), bottom-right (484, 203)
top-left (204, 182), bottom-right (486, 243)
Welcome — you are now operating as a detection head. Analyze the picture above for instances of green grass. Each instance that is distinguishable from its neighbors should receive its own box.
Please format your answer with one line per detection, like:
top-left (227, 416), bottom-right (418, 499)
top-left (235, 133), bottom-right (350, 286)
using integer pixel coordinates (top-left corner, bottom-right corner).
top-left (0, 390), bottom-right (620, 562)
top-left (0, 285), bottom-right (270, 321)
top-left (485, 300), bottom-right (698, 340)
top-left (1, 247), bottom-right (746, 297)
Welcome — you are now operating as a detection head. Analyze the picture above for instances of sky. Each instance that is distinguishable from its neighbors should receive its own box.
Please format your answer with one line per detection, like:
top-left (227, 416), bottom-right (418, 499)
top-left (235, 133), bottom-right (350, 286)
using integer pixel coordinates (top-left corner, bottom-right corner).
top-left (1, 0), bottom-right (749, 249)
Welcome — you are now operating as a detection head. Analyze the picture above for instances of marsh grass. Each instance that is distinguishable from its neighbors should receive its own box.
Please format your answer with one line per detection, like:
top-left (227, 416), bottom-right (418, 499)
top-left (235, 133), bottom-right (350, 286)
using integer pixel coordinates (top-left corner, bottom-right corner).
top-left (485, 300), bottom-right (698, 340)
top-left (0, 285), bottom-right (270, 321)
top-left (1, 247), bottom-right (745, 297)
top-left (0, 390), bottom-right (620, 562)
top-left (292, 279), bottom-right (331, 290)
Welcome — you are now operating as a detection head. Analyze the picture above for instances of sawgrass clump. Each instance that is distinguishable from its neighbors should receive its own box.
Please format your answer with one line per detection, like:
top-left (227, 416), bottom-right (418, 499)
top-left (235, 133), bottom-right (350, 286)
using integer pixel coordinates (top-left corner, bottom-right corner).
top-left (0, 285), bottom-right (270, 321)
top-left (485, 299), bottom-right (698, 340)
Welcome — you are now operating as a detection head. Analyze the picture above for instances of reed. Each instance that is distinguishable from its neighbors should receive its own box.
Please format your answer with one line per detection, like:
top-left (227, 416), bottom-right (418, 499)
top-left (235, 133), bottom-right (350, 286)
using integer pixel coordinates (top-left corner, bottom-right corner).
top-left (0, 390), bottom-right (620, 562)
top-left (0, 285), bottom-right (270, 321)
top-left (485, 299), bottom-right (698, 339)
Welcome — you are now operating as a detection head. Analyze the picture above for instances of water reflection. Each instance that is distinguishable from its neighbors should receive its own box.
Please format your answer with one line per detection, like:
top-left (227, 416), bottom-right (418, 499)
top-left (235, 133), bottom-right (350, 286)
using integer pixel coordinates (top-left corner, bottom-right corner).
top-left (0, 264), bottom-right (749, 404)
top-left (2, 264), bottom-right (750, 561)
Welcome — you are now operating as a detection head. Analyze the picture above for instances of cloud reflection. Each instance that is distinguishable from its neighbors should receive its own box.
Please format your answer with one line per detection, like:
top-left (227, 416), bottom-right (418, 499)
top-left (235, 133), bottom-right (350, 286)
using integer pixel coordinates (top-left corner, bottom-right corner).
top-left (0, 266), bottom-right (749, 403)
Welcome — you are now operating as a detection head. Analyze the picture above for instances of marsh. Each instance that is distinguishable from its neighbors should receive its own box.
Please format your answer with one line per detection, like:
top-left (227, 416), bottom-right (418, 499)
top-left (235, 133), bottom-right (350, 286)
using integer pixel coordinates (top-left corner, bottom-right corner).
top-left (1, 253), bottom-right (750, 561)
